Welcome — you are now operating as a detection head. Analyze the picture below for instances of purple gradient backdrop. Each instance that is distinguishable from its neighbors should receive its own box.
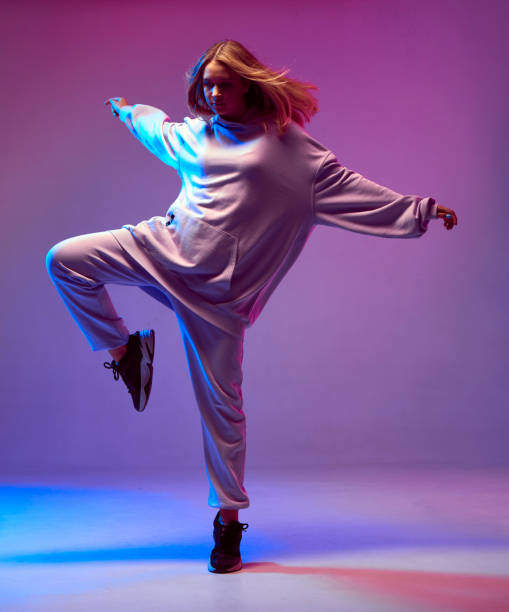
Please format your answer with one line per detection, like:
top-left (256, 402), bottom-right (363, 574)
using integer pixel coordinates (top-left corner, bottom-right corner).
top-left (1, 0), bottom-right (507, 473)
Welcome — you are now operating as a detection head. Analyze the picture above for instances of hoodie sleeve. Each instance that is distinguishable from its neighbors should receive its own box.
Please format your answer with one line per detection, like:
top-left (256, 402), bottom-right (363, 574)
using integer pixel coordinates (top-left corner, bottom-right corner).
top-left (117, 104), bottom-right (181, 171)
top-left (313, 152), bottom-right (438, 238)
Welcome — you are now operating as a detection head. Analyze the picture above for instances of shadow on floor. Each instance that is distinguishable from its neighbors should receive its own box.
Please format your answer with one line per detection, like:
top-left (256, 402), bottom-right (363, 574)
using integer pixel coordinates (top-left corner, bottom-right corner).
top-left (243, 562), bottom-right (509, 611)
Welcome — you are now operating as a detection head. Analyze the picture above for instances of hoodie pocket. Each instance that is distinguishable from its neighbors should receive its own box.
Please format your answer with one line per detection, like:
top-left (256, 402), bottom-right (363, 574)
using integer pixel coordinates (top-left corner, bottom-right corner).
top-left (163, 208), bottom-right (238, 301)
top-left (122, 210), bottom-right (238, 302)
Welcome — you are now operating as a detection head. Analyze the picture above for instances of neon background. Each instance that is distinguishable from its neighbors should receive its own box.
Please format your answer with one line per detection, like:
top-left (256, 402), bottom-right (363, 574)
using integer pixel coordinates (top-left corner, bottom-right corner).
top-left (1, 0), bottom-right (507, 474)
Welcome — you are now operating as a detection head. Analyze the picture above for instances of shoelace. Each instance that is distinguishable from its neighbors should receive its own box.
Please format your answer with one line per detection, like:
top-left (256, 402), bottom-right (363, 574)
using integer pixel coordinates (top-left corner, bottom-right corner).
top-left (218, 521), bottom-right (249, 536)
top-left (104, 360), bottom-right (135, 398)
top-left (104, 360), bottom-right (120, 381)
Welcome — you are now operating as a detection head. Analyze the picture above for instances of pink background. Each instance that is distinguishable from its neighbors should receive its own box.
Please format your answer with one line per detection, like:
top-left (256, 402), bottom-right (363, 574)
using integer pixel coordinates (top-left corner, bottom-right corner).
top-left (1, 0), bottom-right (507, 473)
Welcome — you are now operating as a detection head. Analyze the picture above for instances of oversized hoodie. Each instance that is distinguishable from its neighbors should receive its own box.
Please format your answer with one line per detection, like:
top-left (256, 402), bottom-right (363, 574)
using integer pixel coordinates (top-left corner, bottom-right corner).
top-left (113, 104), bottom-right (438, 336)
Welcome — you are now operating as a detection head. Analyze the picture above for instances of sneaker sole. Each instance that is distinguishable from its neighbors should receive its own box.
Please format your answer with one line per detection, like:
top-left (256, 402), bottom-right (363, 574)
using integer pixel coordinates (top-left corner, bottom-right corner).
top-left (207, 559), bottom-right (242, 573)
top-left (137, 329), bottom-right (155, 412)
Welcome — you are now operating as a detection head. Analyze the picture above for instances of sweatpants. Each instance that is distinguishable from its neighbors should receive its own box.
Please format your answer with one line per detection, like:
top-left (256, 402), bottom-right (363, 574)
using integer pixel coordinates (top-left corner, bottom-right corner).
top-left (46, 230), bottom-right (249, 510)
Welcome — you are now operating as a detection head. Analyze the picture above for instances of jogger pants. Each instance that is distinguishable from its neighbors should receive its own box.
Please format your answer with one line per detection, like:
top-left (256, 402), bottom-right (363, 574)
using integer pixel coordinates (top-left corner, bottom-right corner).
top-left (46, 229), bottom-right (249, 509)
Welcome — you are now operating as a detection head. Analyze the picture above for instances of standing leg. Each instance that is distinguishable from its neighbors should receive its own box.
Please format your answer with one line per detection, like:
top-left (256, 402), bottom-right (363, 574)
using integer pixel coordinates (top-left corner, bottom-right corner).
top-left (171, 301), bottom-right (249, 511)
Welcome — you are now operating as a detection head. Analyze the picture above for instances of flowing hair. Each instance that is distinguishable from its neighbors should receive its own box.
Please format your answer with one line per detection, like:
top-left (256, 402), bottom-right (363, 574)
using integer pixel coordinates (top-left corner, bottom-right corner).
top-left (186, 40), bottom-right (319, 135)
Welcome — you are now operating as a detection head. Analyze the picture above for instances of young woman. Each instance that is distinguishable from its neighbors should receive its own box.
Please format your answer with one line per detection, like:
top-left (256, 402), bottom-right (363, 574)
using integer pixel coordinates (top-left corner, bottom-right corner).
top-left (46, 40), bottom-right (458, 574)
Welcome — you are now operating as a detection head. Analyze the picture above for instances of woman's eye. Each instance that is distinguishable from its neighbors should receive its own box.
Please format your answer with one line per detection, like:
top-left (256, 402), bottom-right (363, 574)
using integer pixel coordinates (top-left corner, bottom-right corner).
top-left (204, 82), bottom-right (232, 89)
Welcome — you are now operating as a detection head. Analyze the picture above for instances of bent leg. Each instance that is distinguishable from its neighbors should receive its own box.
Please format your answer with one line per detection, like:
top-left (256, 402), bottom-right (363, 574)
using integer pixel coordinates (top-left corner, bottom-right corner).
top-left (173, 302), bottom-right (249, 510)
top-left (46, 231), bottom-right (162, 351)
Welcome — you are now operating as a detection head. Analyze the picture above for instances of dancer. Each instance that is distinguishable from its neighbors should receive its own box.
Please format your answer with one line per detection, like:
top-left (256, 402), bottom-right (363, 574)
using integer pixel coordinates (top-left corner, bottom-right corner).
top-left (46, 40), bottom-right (458, 573)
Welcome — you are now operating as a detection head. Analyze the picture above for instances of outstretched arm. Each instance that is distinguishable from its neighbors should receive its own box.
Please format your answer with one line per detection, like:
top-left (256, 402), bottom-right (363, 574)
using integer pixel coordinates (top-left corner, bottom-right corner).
top-left (313, 152), bottom-right (458, 237)
top-left (104, 97), bottom-right (181, 171)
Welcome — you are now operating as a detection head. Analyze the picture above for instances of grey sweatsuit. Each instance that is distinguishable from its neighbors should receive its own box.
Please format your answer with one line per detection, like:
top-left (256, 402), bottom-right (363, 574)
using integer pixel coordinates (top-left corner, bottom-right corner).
top-left (47, 104), bottom-right (438, 508)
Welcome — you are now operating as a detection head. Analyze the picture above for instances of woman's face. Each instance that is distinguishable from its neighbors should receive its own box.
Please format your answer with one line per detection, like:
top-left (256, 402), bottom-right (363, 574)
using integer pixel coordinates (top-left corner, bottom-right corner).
top-left (203, 60), bottom-right (249, 122)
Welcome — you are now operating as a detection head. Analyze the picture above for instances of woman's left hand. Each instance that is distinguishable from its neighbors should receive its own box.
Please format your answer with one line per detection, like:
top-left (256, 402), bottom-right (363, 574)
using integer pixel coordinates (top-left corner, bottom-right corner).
top-left (436, 205), bottom-right (458, 231)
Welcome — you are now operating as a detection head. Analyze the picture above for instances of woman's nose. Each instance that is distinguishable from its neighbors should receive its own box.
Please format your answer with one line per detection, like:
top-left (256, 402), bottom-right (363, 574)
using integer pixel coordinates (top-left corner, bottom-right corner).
top-left (212, 85), bottom-right (220, 97)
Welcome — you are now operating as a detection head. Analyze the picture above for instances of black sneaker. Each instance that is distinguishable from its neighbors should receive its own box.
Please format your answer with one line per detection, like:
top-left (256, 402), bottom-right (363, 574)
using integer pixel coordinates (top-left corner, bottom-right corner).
top-left (103, 329), bottom-right (155, 412)
top-left (208, 511), bottom-right (249, 574)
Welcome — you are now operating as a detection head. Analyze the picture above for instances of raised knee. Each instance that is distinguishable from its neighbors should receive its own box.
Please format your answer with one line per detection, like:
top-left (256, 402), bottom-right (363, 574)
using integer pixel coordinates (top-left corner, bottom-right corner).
top-left (46, 240), bottom-right (71, 280)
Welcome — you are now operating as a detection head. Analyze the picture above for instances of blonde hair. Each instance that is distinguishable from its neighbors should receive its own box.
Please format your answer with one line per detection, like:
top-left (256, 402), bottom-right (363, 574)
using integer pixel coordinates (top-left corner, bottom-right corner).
top-left (186, 40), bottom-right (319, 135)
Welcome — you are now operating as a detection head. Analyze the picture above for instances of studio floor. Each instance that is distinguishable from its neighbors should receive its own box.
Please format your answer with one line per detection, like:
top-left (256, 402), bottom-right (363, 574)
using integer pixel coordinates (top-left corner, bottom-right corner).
top-left (1, 466), bottom-right (508, 611)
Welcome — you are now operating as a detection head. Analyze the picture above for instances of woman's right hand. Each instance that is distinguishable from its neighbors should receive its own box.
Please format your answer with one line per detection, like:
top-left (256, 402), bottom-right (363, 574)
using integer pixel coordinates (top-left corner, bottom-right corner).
top-left (104, 97), bottom-right (128, 117)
